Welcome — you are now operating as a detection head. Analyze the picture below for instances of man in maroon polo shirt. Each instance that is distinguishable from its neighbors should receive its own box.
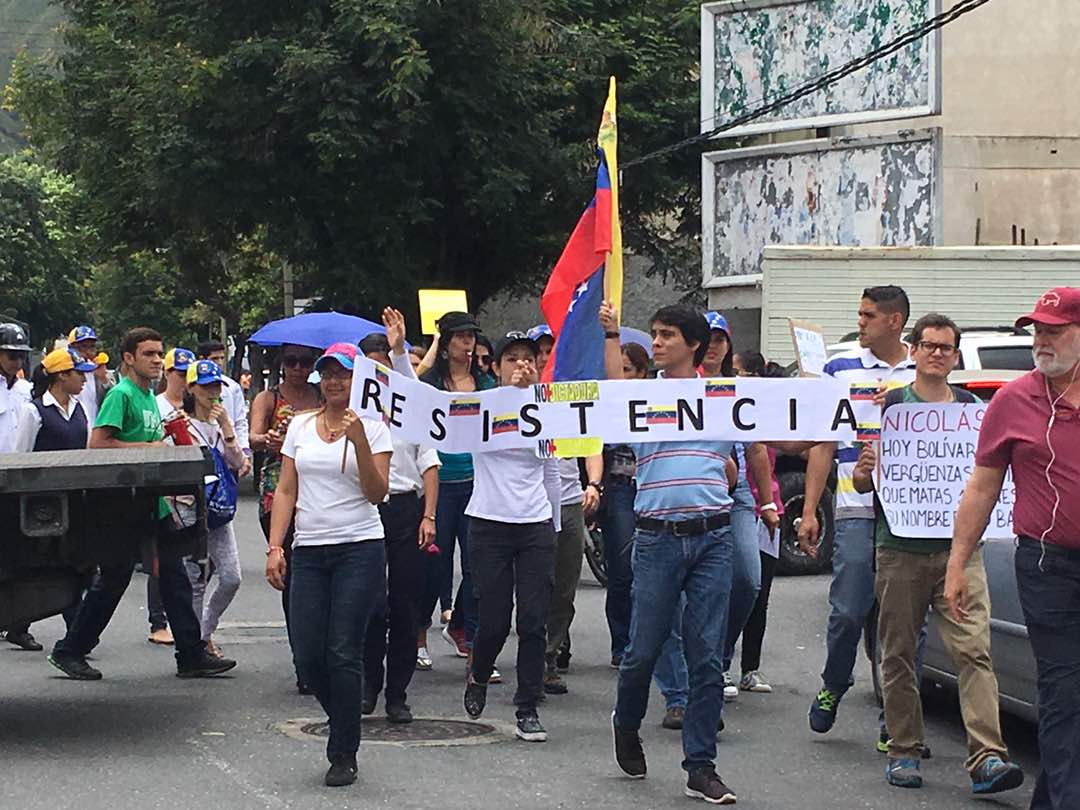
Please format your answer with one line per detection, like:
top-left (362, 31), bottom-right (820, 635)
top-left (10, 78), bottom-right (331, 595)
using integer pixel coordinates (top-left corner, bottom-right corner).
top-left (945, 286), bottom-right (1080, 810)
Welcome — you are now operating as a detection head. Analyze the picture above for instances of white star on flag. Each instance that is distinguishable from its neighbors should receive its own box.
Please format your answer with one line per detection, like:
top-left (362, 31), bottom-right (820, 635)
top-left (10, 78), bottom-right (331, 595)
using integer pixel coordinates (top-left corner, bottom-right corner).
top-left (566, 279), bottom-right (591, 313)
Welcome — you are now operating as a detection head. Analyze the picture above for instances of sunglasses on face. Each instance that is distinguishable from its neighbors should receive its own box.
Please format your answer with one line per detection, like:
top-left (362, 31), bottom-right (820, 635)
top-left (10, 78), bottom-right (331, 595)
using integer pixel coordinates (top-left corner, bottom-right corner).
top-left (282, 355), bottom-right (314, 368)
top-left (476, 353), bottom-right (492, 365)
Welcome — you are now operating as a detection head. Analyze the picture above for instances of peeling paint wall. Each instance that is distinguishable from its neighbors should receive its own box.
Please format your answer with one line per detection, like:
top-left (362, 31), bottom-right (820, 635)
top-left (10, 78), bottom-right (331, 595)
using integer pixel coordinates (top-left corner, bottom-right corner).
top-left (708, 133), bottom-right (938, 277)
top-left (708, 0), bottom-right (936, 132)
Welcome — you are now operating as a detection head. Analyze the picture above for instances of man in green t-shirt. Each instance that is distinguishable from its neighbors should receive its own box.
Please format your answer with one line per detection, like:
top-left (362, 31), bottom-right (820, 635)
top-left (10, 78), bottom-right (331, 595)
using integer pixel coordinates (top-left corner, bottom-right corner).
top-left (853, 314), bottom-right (1022, 795)
top-left (48, 327), bottom-right (237, 681)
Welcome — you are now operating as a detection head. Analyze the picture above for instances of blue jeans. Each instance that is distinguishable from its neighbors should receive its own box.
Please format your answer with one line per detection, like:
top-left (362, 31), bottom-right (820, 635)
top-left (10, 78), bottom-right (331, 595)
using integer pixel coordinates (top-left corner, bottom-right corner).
top-left (722, 499), bottom-right (763, 673)
top-left (653, 595), bottom-right (688, 710)
top-left (822, 518), bottom-right (878, 694)
top-left (615, 525), bottom-right (734, 772)
top-left (1015, 539), bottom-right (1080, 810)
top-left (654, 502), bottom-right (760, 709)
top-left (290, 541), bottom-right (385, 760)
top-left (600, 479), bottom-right (636, 658)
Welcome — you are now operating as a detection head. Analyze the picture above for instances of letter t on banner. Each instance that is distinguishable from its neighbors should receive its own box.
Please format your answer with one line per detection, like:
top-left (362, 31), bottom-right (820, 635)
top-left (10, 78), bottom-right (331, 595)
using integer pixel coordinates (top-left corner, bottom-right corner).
top-left (540, 77), bottom-right (623, 384)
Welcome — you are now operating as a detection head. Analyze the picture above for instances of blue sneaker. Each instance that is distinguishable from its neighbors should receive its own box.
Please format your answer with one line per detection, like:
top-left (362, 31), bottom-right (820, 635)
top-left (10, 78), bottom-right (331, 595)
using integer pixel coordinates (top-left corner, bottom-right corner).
top-left (971, 756), bottom-right (1024, 795)
top-left (808, 688), bottom-right (841, 733)
top-left (886, 758), bottom-right (923, 788)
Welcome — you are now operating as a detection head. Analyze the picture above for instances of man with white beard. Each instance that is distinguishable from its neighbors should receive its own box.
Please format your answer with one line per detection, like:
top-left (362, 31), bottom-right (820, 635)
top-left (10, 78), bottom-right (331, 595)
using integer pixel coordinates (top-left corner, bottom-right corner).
top-left (945, 287), bottom-right (1080, 810)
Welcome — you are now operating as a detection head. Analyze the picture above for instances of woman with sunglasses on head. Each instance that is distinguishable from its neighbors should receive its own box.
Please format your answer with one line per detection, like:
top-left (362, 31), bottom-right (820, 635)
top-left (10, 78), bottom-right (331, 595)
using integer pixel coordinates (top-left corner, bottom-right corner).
top-left (418, 312), bottom-right (495, 665)
top-left (266, 342), bottom-right (392, 788)
top-left (250, 343), bottom-right (321, 690)
top-left (181, 360), bottom-right (246, 659)
top-left (462, 332), bottom-right (561, 742)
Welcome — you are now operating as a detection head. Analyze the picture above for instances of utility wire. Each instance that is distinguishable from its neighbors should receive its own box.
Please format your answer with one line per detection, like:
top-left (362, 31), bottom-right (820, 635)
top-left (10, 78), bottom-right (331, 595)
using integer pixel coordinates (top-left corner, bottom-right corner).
top-left (623, 0), bottom-right (993, 169)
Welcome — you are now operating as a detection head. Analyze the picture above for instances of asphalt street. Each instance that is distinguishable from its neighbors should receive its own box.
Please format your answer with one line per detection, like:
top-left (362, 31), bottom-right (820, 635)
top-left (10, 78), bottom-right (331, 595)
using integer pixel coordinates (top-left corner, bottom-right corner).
top-left (1, 493), bottom-right (1039, 810)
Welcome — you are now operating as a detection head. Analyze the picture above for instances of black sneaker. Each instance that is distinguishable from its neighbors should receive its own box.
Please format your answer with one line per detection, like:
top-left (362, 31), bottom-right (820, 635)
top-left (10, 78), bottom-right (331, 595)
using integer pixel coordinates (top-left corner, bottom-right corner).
top-left (386, 703), bottom-right (413, 724)
top-left (610, 654), bottom-right (622, 669)
top-left (612, 711), bottom-right (646, 778)
top-left (662, 706), bottom-right (685, 730)
top-left (362, 687), bottom-right (378, 715)
top-left (543, 670), bottom-right (568, 695)
top-left (808, 687), bottom-right (841, 733)
top-left (5, 631), bottom-right (43, 651)
top-left (464, 675), bottom-right (487, 719)
top-left (685, 766), bottom-right (737, 804)
top-left (515, 711), bottom-right (547, 742)
top-left (555, 647), bottom-right (571, 674)
top-left (48, 651), bottom-right (102, 681)
top-left (176, 649), bottom-right (237, 678)
top-left (324, 753), bottom-right (357, 787)
top-left (297, 679), bottom-right (313, 695)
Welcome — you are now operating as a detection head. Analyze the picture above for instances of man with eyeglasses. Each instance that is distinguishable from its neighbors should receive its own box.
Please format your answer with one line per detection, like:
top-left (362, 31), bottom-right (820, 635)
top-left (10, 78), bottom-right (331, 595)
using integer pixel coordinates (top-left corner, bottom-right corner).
top-left (48, 327), bottom-right (238, 681)
top-left (197, 341), bottom-right (251, 477)
top-left (852, 313), bottom-right (1023, 794)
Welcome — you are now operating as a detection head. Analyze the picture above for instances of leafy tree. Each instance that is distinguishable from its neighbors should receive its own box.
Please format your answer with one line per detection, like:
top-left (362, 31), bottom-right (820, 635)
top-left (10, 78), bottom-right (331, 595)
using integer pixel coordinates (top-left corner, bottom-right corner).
top-left (0, 153), bottom-right (94, 345)
top-left (9, 0), bottom-right (706, 324)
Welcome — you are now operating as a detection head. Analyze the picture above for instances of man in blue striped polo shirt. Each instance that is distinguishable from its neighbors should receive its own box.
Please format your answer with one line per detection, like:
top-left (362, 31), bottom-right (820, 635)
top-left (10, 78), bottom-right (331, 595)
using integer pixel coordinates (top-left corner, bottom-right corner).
top-left (600, 302), bottom-right (761, 805)
top-left (797, 286), bottom-right (915, 741)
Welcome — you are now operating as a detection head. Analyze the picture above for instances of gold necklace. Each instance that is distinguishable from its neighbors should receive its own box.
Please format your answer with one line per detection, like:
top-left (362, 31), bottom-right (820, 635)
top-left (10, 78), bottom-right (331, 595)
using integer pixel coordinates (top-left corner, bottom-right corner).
top-left (322, 413), bottom-right (345, 440)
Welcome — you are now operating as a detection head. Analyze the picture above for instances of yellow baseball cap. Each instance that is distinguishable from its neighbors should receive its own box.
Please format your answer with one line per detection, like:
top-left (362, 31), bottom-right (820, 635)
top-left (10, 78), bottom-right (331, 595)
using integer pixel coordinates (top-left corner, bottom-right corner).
top-left (43, 348), bottom-right (97, 374)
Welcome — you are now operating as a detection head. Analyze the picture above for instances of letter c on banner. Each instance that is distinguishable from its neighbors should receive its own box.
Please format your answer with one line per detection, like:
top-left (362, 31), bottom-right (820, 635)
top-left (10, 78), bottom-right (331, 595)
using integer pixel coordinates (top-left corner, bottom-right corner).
top-left (733, 398), bottom-right (756, 431)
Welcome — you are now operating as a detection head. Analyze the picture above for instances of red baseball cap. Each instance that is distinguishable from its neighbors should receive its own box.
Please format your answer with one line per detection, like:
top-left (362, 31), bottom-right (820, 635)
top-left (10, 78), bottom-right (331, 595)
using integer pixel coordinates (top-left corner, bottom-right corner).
top-left (1015, 287), bottom-right (1080, 328)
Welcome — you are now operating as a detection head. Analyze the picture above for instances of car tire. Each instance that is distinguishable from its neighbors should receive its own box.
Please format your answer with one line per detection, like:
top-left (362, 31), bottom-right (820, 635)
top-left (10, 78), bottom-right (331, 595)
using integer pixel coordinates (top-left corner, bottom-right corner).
top-left (776, 471), bottom-right (835, 576)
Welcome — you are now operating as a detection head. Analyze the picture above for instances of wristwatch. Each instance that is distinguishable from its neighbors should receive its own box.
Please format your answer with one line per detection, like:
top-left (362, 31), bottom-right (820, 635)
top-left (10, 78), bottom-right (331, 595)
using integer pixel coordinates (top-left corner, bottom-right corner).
top-left (266, 545), bottom-right (284, 557)
top-left (587, 480), bottom-right (604, 495)
top-left (759, 502), bottom-right (778, 512)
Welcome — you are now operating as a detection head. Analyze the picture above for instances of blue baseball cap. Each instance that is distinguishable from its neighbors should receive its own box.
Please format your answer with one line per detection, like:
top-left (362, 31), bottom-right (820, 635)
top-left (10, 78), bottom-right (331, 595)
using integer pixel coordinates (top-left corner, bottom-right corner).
top-left (165, 347), bottom-right (196, 372)
top-left (186, 359), bottom-right (225, 386)
top-left (67, 325), bottom-right (98, 344)
top-left (527, 324), bottom-right (553, 341)
top-left (705, 311), bottom-right (731, 337)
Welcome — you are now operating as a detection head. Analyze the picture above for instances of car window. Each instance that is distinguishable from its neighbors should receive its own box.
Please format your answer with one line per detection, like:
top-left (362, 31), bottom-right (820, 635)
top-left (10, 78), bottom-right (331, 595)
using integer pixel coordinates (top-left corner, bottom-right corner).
top-left (977, 346), bottom-right (1035, 371)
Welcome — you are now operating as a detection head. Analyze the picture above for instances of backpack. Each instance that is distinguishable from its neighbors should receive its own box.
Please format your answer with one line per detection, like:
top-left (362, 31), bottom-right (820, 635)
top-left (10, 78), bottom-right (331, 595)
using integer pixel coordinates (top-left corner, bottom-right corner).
top-left (205, 445), bottom-right (238, 529)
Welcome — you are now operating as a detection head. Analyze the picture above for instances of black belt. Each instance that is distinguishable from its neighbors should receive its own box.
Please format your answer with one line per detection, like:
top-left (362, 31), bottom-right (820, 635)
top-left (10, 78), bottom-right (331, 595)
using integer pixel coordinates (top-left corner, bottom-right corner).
top-left (636, 513), bottom-right (731, 537)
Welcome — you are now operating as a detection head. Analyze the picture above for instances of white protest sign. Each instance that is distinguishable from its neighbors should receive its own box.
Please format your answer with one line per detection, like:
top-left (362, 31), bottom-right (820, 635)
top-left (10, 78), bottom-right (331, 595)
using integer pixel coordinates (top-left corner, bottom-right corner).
top-left (349, 356), bottom-right (881, 454)
top-left (788, 318), bottom-right (827, 377)
top-left (877, 403), bottom-right (1015, 539)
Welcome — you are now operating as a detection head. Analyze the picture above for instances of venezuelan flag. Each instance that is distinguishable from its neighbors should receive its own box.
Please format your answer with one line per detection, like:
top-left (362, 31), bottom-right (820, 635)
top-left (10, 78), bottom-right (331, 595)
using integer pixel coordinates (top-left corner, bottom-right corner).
top-left (856, 423), bottom-right (882, 441)
top-left (492, 412), bottom-right (519, 435)
top-left (375, 367), bottom-right (390, 387)
top-left (706, 379), bottom-right (737, 398)
top-left (646, 406), bottom-right (677, 425)
top-left (540, 77), bottom-right (622, 384)
top-left (449, 398), bottom-right (481, 416)
top-left (849, 383), bottom-right (880, 401)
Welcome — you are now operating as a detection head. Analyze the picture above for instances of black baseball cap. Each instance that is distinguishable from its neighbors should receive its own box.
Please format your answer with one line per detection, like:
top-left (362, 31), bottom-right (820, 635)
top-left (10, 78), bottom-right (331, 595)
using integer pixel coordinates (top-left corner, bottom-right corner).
top-left (493, 331), bottom-right (538, 364)
top-left (358, 333), bottom-right (391, 356)
top-left (437, 311), bottom-right (482, 334)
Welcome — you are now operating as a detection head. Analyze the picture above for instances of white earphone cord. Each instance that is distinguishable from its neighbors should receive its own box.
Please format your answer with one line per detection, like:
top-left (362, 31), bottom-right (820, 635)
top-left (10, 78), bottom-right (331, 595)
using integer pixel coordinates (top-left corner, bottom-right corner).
top-left (1039, 361), bottom-right (1080, 571)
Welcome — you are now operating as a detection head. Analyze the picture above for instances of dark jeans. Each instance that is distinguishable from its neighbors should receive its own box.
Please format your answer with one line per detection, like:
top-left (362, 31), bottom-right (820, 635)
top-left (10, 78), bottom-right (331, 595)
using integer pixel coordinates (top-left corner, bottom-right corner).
top-left (600, 479), bottom-right (636, 658)
top-left (1016, 539), bottom-right (1080, 810)
top-left (614, 524), bottom-right (734, 772)
top-left (259, 514), bottom-right (296, 636)
top-left (740, 551), bottom-right (777, 674)
top-left (468, 517), bottom-right (555, 714)
top-left (365, 493), bottom-right (424, 707)
top-left (428, 481), bottom-right (477, 643)
top-left (147, 573), bottom-right (167, 631)
top-left (53, 555), bottom-right (204, 665)
top-left (290, 541), bottom-right (385, 760)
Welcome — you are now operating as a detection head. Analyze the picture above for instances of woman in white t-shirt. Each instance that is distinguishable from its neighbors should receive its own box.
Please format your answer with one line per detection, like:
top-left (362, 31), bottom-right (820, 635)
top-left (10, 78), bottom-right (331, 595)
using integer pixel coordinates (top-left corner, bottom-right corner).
top-left (265, 342), bottom-right (392, 789)
top-left (181, 360), bottom-right (245, 657)
top-left (462, 333), bottom-right (561, 744)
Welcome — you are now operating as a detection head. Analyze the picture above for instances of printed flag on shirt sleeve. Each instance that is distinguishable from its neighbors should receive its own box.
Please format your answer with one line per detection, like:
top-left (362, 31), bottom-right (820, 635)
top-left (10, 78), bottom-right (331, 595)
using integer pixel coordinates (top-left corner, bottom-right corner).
top-left (540, 77), bottom-right (622, 384)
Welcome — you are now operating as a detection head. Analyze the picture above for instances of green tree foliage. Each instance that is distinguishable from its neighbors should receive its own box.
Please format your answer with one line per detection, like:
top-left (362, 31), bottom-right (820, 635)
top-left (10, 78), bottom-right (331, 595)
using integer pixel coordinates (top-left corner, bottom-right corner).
top-left (9, 0), bottom-right (705, 325)
top-left (0, 153), bottom-right (93, 345)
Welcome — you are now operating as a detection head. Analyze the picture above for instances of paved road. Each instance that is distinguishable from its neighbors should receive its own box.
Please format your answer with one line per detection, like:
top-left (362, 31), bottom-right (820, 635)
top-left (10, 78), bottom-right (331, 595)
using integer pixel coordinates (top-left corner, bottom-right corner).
top-left (1, 494), bottom-right (1038, 809)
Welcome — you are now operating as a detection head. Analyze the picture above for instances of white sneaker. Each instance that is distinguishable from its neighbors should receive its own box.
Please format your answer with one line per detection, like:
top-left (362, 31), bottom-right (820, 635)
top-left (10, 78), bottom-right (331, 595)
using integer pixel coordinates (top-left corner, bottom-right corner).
top-left (490, 667), bottom-right (503, 684)
top-left (740, 670), bottom-right (772, 693)
top-left (416, 647), bottom-right (433, 671)
top-left (723, 671), bottom-right (739, 701)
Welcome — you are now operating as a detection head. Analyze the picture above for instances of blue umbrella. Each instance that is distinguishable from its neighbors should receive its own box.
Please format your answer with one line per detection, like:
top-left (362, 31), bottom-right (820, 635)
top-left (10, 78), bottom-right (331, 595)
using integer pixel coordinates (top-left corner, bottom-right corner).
top-left (249, 312), bottom-right (388, 350)
top-left (620, 326), bottom-right (652, 358)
